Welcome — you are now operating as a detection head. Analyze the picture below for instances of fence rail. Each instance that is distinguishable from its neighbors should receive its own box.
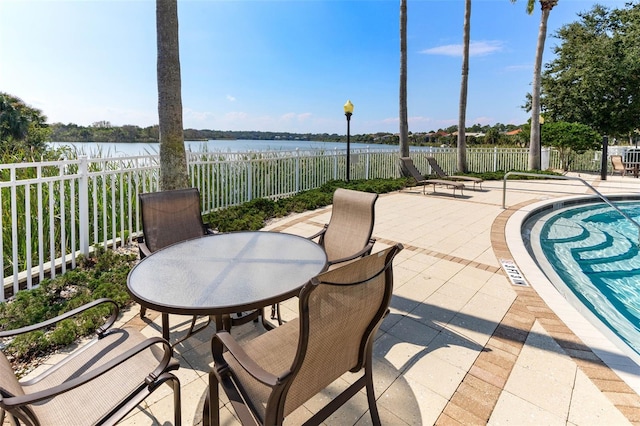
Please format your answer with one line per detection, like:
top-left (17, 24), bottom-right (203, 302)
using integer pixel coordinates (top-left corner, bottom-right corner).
top-left (0, 145), bottom-right (624, 300)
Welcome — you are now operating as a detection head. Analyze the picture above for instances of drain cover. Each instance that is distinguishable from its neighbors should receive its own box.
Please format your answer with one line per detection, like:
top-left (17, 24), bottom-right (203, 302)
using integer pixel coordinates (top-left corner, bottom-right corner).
top-left (500, 259), bottom-right (529, 287)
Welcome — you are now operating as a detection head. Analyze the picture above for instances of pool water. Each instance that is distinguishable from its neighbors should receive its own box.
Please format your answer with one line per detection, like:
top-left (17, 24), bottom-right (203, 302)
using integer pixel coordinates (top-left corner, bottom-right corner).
top-left (529, 202), bottom-right (640, 355)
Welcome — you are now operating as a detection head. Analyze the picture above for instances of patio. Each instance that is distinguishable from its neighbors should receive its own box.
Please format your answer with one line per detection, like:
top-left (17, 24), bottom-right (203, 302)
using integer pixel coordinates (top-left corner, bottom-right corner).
top-left (31, 172), bottom-right (640, 425)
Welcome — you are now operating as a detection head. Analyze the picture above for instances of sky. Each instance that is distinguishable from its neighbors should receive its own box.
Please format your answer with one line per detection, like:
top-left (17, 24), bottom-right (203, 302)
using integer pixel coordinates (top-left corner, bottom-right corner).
top-left (0, 0), bottom-right (634, 135)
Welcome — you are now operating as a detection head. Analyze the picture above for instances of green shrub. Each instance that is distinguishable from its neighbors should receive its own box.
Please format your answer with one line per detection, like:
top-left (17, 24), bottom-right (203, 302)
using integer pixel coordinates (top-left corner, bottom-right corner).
top-left (50, 319), bottom-right (79, 347)
top-left (204, 178), bottom-right (409, 232)
top-left (0, 247), bottom-right (136, 366)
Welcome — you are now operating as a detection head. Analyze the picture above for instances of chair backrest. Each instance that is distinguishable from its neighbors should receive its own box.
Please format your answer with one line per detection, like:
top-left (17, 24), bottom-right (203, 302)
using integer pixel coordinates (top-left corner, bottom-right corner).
top-left (611, 155), bottom-right (625, 170)
top-left (282, 244), bottom-right (402, 416)
top-left (426, 156), bottom-right (448, 178)
top-left (399, 157), bottom-right (425, 182)
top-left (321, 188), bottom-right (377, 263)
top-left (139, 188), bottom-right (207, 253)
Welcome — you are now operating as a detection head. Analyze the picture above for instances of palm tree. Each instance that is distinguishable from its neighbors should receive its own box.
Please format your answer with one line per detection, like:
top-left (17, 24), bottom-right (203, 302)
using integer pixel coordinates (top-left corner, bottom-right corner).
top-left (0, 93), bottom-right (30, 142)
top-left (512, 0), bottom-right (558, 170)
top-left (399, 0), bottom-right (409, 158)
top-left (156, 0), bottom-right (189, 190)
top-left (457, 0), bottom-right (471, 173)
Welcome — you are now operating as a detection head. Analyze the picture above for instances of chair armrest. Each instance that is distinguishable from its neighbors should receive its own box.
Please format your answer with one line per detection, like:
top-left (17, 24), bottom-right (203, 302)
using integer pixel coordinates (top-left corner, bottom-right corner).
top-left (307, 224), bottom-right (328, 242)
top-left (138, 241), bottom-right (152, 259)
top-left (213, 331), bottom-right (283, 387)
top-left (327, 239), bottom-right (376, 267)
top-left (1, 336), bottom-right (174, 408)
top-left (0, 298), bottom-right (119, 339)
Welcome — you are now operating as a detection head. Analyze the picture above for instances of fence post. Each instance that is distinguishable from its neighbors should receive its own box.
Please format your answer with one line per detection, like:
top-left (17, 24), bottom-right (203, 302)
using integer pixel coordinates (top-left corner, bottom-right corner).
top-left (365, 147), bottom-right (370, 180)
top-left (79, 156), bottom-right (90, 256)
top-left (295, 148), bottom-right (300, 193)
top-left (247, 161), bottom-right (253, 201)
top-left (493, 146), bottom-right (498, 172)
top-left (333, 148), bottom-right (338, 180)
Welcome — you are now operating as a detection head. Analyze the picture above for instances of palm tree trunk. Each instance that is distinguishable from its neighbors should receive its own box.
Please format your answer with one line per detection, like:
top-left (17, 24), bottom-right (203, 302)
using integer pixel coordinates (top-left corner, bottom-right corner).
top-left (157, 0), bottom-right (189, 190)
top-left (528, 1), bottom-right (555, 170)
top-left (457, 0), bottom-right (471, 173)
top-left (399, 0), bottom-right (410, 159)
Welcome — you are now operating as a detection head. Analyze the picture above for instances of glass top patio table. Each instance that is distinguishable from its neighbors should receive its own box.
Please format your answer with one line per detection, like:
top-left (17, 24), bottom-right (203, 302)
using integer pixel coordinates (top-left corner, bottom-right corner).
top-left (127, 231), bottom-right (327, 333)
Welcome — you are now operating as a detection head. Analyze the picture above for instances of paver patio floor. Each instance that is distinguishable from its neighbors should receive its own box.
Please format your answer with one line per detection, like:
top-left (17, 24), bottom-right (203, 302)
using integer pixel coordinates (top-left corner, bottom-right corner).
top-left (28, 172), bottom-right (640, 425)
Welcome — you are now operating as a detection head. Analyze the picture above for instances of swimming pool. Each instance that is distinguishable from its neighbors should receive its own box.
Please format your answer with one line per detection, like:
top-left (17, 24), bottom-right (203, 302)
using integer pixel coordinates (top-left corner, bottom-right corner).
top-left (502, 193), bottom-right (640, 393)
top-left (525, 199), bottom-right (640, 356)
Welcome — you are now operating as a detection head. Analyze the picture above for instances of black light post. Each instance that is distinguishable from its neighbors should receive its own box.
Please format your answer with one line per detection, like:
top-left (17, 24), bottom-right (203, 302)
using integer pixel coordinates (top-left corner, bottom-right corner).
top-left (601, 135), bottom-right (608, 181)
top-left (344, 100), bottom-right (354, 182)
top-left (539, 114), bottom-right (544, 170)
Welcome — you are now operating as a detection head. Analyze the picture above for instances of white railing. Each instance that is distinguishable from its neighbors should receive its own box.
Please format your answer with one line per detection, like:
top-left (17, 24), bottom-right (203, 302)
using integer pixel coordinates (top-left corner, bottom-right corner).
top-left (0, 146), bottom-right (613, 300)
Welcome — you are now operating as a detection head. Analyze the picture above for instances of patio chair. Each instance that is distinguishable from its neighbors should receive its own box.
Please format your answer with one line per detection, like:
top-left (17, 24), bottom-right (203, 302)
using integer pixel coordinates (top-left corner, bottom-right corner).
top-left (0, 298), bottom-right (181, 425)
top-left (138, 187), bottom-right (216, 340)
top-left (399, 157), bottom-right (465, 197)
top-left (611, 155), bottom-right (634, 177)
top-left (309, 188), bottom-right (378, 267)
top-left (138, 187), bottom-right (215, 259)
top-left (269, 188), bottom-right (378, 324)
top-left (207, 244), bottom-right (403, 426)
top-left (426, 156), bottom-right (483, 190)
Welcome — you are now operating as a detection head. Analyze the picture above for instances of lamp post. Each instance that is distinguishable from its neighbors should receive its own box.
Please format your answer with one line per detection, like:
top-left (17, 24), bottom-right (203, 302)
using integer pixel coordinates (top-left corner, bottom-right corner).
top-left (539, 114), bottom-right (544, 170)
top-left (344, 100), bottom-right (354, 182)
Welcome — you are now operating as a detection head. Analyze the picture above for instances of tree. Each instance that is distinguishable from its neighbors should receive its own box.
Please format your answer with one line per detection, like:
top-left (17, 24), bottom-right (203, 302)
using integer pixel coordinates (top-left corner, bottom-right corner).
top-left (0, 93), bottom-right (51, 159)
top-left (541, 121), bottom-right (600, 171)
top-left (512, 0), bottom-right (558, 170)
top-left (398, 0), bottom-right (409, 159)
top-left (156, 0), bottom-right (189, 190)
top-left (457, 0), bottom-right (471, 173)
top-left (541, 4), bottom-right (640, 138)
top-left (0, 93), bottom-right (30, 142)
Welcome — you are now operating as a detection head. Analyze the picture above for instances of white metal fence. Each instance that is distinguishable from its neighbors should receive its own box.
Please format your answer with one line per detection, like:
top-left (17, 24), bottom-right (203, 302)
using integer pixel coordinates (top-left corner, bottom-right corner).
top-left (0, 146), bottom-right (616, 300)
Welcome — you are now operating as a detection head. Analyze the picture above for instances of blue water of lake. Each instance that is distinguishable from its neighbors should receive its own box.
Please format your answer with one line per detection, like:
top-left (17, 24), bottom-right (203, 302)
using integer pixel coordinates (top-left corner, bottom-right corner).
top-left (49, 139), bottom-right (404, 157)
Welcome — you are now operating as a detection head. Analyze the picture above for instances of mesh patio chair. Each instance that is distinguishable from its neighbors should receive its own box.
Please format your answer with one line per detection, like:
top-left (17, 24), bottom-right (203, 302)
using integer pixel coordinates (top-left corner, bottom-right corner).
top-left (426, 156), bottom-right (483, 190)
top-left (207, 244), bottom-right (403, 426)
top-left (399, 157), bottom-right (465, 197)
top-left (309, 188), bottom-right (378, 267)
top-left (611, 155), bottom-right (635, 177)
top-left (0, 298), bottom-right (181, 426)
top-left (138, 188), bottom-right (216, 341)
top-left (138, 187), bottom-right (215, 260)
top-left (269, 188), bottom-right (378, 324)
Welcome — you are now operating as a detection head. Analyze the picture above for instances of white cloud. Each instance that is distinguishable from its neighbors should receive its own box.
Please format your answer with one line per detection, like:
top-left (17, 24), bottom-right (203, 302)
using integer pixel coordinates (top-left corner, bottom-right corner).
top-left (226, 95), bottom-right (236, 102)
top-left (420, 40), bottom-right (504, 57)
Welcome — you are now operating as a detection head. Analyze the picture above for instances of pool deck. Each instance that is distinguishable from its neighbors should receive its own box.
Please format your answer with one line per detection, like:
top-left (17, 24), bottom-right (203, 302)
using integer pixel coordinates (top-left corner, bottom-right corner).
top-left (34, 172), bottom-right (640, 425)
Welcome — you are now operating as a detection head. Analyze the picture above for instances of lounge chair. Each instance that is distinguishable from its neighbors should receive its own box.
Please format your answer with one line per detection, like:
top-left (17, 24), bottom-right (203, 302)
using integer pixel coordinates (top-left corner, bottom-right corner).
top-left (270, 188), bottom-right (378, 324)
top-left (207, 244), bottom-right (403, 426)
top-left (611, 155), bottom-right (635, 177)
top-left (0, 298), bottom-right (181, 425)
top-left (400, 157), bottom-right (465, 197)
top-left (426, 156), bottom-right (484, 190)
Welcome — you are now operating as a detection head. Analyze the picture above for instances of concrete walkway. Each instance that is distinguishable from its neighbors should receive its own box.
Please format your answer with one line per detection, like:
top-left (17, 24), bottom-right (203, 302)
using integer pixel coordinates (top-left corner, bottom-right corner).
top-left (74, 173), bottom-right (640, 424)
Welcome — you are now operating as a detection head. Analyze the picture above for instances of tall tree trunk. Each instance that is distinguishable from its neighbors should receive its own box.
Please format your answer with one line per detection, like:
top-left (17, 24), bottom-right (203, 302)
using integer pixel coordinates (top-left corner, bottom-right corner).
top-left (457, 0), bottom-right (471, 173)
top-left (399, 0), bottom-right (409, 159)
top-left (157, 0), bottom-right (188, 190)
top-left (528, 1), bottom-right (555, 170)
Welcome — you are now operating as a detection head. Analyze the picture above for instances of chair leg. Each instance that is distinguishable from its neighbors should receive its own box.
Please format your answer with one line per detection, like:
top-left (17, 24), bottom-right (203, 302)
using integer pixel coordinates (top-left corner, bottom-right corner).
top-left (205, 371), bottom-right (220, 426)
top-left (172, 375), bottom-right (182, 426)
top-left (365, 362), bottom-right (381, 426)
top-left (271, 303), bottom-right (283, 325)
top-left (140, 305), bottom-right (147, 318)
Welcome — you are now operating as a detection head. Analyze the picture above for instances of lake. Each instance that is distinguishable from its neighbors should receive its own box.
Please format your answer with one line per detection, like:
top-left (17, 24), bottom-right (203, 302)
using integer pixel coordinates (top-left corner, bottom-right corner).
top-left (49, 139), bottom-right (403, 157)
